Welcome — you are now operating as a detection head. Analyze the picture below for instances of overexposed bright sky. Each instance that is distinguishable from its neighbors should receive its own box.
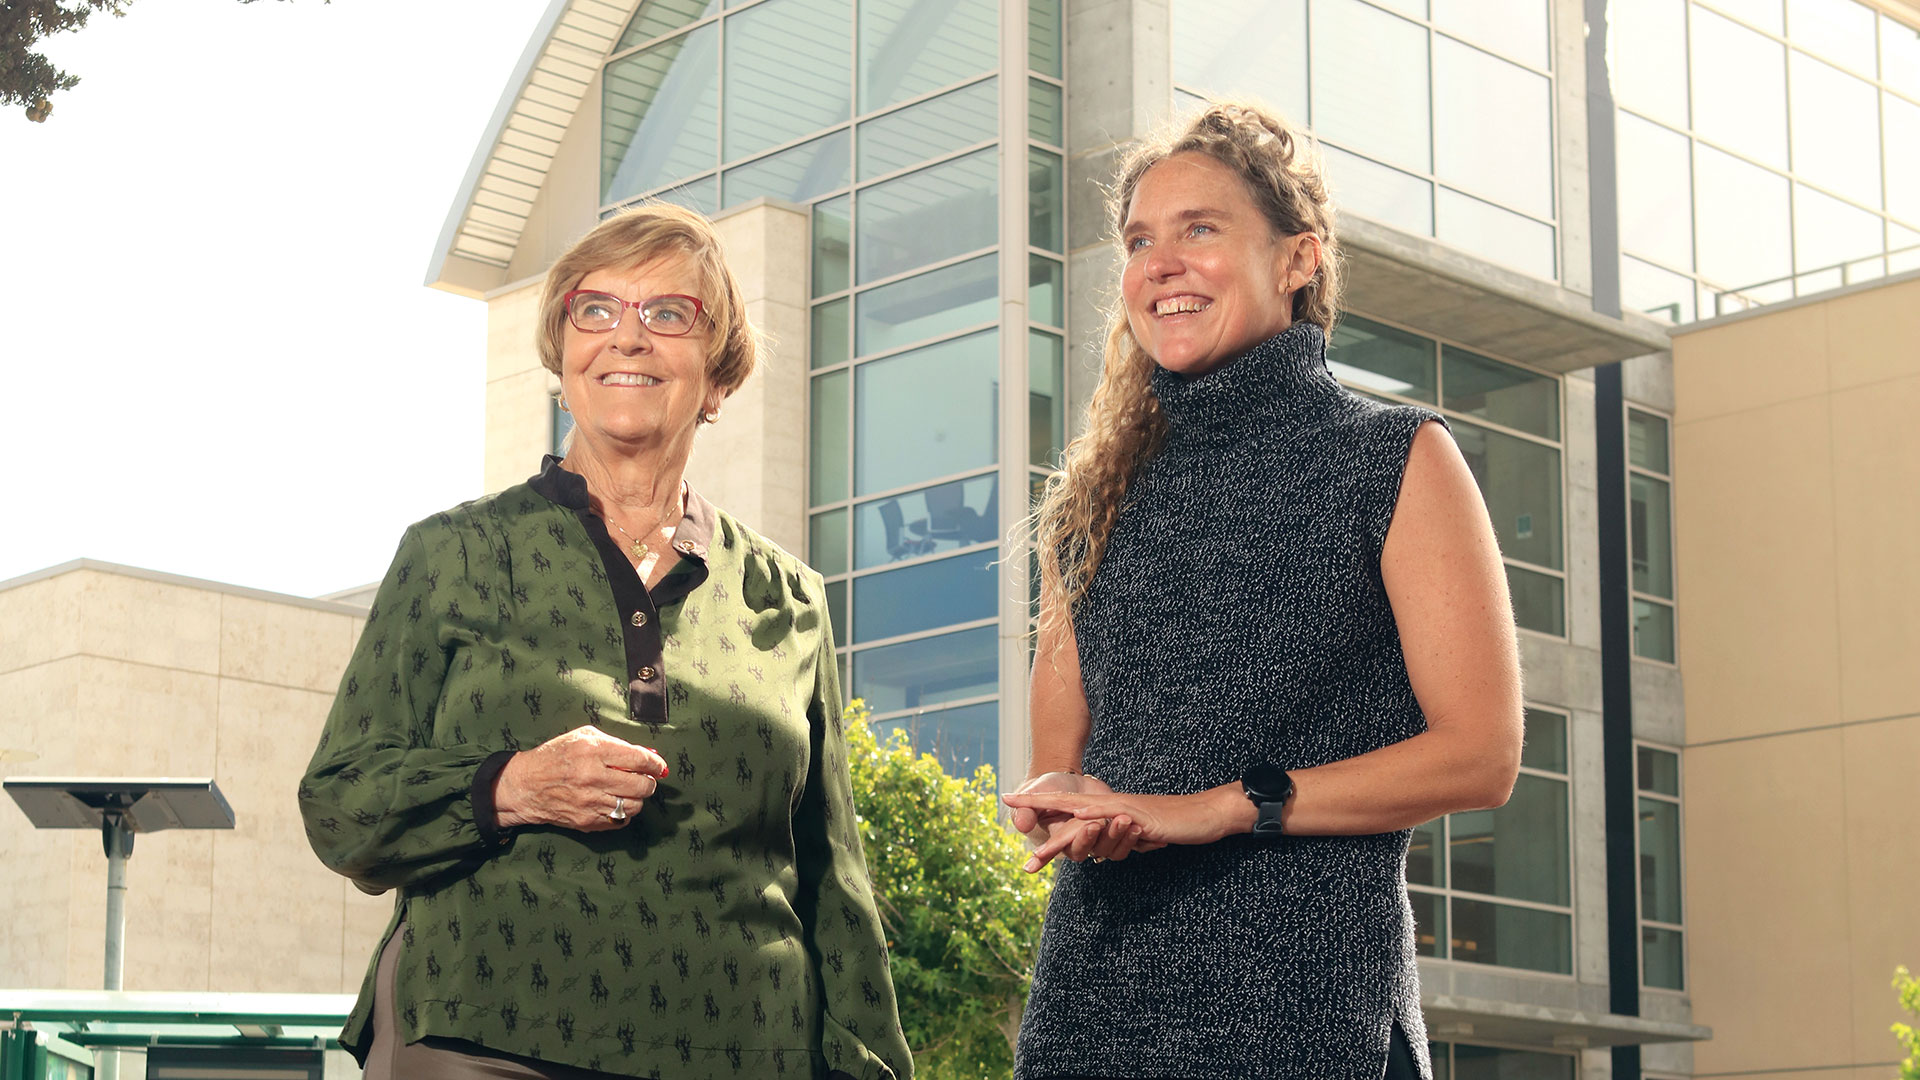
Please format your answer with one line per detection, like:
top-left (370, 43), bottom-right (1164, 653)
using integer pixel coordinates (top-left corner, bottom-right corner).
top-left (0, 0), bottom-right (549, 597)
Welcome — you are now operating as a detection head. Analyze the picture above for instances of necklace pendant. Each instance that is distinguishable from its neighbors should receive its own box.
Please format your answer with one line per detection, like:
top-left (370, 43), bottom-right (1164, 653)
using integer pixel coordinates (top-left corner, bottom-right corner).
top-left (632, 540), bottom-right (649, 559)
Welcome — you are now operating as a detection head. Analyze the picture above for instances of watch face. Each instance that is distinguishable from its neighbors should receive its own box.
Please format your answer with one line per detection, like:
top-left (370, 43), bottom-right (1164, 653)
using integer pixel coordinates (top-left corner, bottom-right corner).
top-left (1244, 763), bottom-right (1292, 802)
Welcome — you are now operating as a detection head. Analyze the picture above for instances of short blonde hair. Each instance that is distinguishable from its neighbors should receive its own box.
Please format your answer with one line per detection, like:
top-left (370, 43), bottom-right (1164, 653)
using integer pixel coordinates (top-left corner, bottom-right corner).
top-left (536, 203), bottom-right (758, 398)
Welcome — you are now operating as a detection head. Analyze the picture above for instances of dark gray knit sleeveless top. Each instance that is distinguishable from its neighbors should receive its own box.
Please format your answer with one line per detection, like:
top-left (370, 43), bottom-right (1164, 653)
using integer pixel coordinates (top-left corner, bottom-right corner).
top-left (1016, 322), bottom-right (1441, 1080)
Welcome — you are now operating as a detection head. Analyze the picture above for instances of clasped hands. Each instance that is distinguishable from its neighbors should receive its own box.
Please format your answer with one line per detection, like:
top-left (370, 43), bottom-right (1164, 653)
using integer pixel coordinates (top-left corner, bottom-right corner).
top-left (1003, 771), bottom-right (1250, 873)
top-left (493, 725), bottom-right (669, 832)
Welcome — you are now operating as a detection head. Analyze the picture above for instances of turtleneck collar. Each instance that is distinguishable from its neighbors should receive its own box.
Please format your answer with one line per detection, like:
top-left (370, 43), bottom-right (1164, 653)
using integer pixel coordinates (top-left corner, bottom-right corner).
top-left (1150, 321), bottom-right (1340, 446)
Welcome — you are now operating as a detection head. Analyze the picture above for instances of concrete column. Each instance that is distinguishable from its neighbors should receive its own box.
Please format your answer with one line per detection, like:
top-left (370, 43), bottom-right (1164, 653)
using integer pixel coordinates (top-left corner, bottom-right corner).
top-left (999, 0), bottom-right (1035, 786)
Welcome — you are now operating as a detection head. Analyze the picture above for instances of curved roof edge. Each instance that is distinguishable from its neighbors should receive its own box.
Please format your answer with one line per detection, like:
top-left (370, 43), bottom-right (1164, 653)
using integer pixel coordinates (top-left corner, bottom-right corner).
top-left (426, 0), bottom-right (635, 298)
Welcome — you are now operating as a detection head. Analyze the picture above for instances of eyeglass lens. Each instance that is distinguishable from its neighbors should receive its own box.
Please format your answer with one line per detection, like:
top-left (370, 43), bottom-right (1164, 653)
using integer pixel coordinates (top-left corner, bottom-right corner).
top-left (568, 293), bottom-right (699, 335)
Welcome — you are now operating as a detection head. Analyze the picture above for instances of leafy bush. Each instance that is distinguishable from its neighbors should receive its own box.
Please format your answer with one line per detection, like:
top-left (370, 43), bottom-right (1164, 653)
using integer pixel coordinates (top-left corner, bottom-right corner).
top-left (1893, 965), bottom-right (1920, 1080)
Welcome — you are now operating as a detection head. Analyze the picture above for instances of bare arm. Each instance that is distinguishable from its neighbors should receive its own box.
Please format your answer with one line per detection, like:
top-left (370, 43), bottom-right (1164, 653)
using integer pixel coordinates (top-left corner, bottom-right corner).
top-left (1026, 596), bottom-right (1093, 777)
top-left (1007, 422), bottom-right (1524, 856)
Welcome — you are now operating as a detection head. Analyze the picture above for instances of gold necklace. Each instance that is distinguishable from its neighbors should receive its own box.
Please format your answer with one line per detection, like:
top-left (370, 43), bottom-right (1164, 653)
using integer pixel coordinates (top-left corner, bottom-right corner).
top-left (608, 517), bottom-right (656, 561)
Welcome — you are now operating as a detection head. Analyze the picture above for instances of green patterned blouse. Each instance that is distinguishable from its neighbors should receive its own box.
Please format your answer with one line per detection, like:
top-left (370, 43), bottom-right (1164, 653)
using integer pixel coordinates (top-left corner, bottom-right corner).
top-left (299, 457), bottom-right (911, 1080)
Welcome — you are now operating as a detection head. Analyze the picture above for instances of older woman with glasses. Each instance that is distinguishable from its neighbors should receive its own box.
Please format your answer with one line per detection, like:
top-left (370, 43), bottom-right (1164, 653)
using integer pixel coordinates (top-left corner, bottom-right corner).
top-left (301, 204), bottom-right (912, 1080)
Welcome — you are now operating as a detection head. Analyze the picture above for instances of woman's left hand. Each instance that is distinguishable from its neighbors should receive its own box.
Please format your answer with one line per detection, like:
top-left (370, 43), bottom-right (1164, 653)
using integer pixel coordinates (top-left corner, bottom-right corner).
top-left (1002, 782), bottom-right (1253, 872)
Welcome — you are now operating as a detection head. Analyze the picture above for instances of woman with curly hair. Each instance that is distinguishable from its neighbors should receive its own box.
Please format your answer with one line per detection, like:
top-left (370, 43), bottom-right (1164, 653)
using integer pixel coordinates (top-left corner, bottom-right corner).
top-left (1002, 101), bottom-right (1525, 1079)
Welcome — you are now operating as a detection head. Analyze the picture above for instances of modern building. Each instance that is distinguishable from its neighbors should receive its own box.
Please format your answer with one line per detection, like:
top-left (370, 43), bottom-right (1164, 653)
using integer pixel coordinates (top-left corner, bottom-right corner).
top-left (1, 2), bottom-right (1915, 1079)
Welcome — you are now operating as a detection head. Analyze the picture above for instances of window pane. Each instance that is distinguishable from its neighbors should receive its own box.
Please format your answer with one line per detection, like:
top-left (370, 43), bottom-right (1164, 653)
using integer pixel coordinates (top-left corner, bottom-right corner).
top-left (859, 0), bottom-right (998, 111)
top-left (1795, 183), bottom-right (1885, 277)
top-left (1611, 0), bottom-right (1690, 129)
top-left (1432, 0), bottom-right (1548, 68)
top-left (1453, 420), bottom-right (1562, 570)
top-left (1030, 254), bottom-right (1064, 328)
top-left (1630, 472), bottom-right (1674, 597)
top-left (1409, 819), bottom-right (1445, 887)
top-left (1435, 189), bottom-right (1557, 280)
top-left (1311, 0), bottom-right (1431, 173)
top-left (1432, 1045), bottom-right (1452, 1080)
top-left (1885, 14), bottom-right (1920, 100)
top-left (723, 128), bottom-right (852, 207)
top-left (1521, 707), bottom-right (1567, 773)
top-left (551, 395), bottom-right (574, 456)
top-left (1888, 94), bottom-right (1920, 224)
top-left (1449, 774), bottom-right (1569, 905)
top-left (856, 254), bottom-right (998, 356)
top-left (1443, 348), bottom-right (1559, 439)
top-left (1030, 0), bottom-right (1062, 75)
top-left (1643, 926), bottom-right (1685, 990)
top-left (641, 174), bottom-right (719, 216)
top-left (1450, 898), bottom-right (1571, 973)
top-left (1694, 143), bottom-right (1792, 288)
top-left (874, 699), bottom-right (999, 778)
top-left (855, 475), bottom-right (999, 568)
top-left (855, 330), bottom-right (1000, 494)
top-left (853, 547), bottom-right (998, 643)
top-left (724, 0), bottom-right (852, 161)
top-left (1032, 329), bottom-right (1066, 468)
top-left (1323, 144), bottom-right (1435, 238)
top-left (1030, 147), bottom-right (1065, 253)
top-left (1894, 223), bottom-right (1920, 274)
top-left (1691, 8), bottom-right (1789, 168)
top-left (814, 194), bottom-right (851, 296)
top-left (1452, 1044), bottom-right (1576, 1080)
top-left (825, 578), bottom-right (847, 642)
top-left (1173, 0), bottom-right (1309, 124)
top-left (1638, 745), bottom-right (1681, 795)
top-left (602, 25), bottom-right (720, 204)
top-left (1639, 795), bottom-right (1683, 923)
top-left (1633, 598), bottom-right (1676, 662)
top-left (811, 507), bottom-right (849, 576)
top-left (1029, 77), bottom-right (1063, 145)
top-left (1409, 888), bottom-right (1446, 957)
top-left (852, 625), bottom-right (999, 711)
top-left (1622, 255), bottom-right (1697, 323)
top-left (1788, 0), bottom-right (1876, 73)
top-left (858, 148), bottom-right (999, 284)
top-left (616, 0), bottom-right (719, 53)
top-left (1789, 52), bottom-right (1882, 209)
top-left (1617, 112), bottom-right (1695, 271)
top-left (1433, 38), bottom-right (1554, 219)
top-left (811, 369), bottom-right (850, 504)
top-left (812, 296), bottom-right (850, 369)
top-left (1628, 409), bottom-right (1670, 472)
top-left (1329, 314), bottom-right (1437, 402)
top-left (858, 78), bottom-right (998, 181)
top-left (1507, 564), bottom-right (1566, 636)
top-left (1703, 0), bottom-right (1782, 33)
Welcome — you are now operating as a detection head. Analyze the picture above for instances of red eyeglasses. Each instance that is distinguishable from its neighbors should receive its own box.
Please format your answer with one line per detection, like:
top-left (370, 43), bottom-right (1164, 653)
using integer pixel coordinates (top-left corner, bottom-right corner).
top-left (562, 291), bottom-right (707, 336)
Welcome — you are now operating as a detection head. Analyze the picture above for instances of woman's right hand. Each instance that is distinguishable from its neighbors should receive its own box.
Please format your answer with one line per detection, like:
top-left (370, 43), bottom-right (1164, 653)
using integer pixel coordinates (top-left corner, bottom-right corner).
top-left (492, 725), bottom-right (669, 832)
top-left (1009, 772), bottom-right (1152, 870)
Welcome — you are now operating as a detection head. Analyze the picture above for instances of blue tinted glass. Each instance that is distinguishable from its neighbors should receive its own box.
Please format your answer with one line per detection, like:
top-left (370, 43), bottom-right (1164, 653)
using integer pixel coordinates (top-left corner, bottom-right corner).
top-left (811, 369), bottom-right (850, 505)
top-left (855, 330), bottom-right (999, 494)
top-left (634, 174), bottom-right (718, 216)
top-left (551, 396), bottom-right (574, 456)
top-left (814, 194), bottom-right (851, 297)
top-left (858, 78), bottom-right (997, 180)
top-left (810, 507), bottom-right (849, 577)
top-left (1029, 254), bottom-right (1063, 327)
top-left (1028, 0), bottom-right (1061, 76)
top-left (852, 625), bottom-right (998, 712)
top-left (852, 548), bottom-right (998, 643)
top-left (859, 0), bottom-right (998, 111)
top-left (1029, 78), bottom-right (1062, 145)
top-left (723, 128), bottom-right (851, 207)
top-left (723, 0), bottom-right (853, 161)
top-left (873, 700), bottom-right (999, 779)
top-left (616, 0), bottom-right (719, 52)
top-left (812, 296), bottom-right (850, 369)
top-left (856, 254), bottom-right (997, 355)
top-left (602, 24), bottom-right (719, 204)
top-left (1030, 329), bottom-right (1064, 468)
top-left (1030, 147), bottom-right (1064, 253)
top-left (857, 148), bottom-right (999, 283)
top-left (854, 474), bottom-right (999, 569)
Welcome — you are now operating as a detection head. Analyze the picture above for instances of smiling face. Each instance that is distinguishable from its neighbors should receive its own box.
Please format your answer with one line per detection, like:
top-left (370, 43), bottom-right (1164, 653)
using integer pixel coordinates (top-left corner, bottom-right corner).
top-left (1120, 152), bottom-right (1316, 377)
top-left (558, 254), bottom-right (720, 458)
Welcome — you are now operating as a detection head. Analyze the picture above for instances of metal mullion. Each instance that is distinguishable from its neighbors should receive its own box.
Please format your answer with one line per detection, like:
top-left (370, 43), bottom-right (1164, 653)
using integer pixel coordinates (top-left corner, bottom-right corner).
top-left (845, 541), bottom-right (1001, 582)
top-left (850, 320), bottom-right (1000, 367)
top-left (845, 616), bottom-right (1001, 654)
top-left (717, 122), bottom-right (852, 174)
top-left (856, 72), bottom-right (1000, 125)
top-left (603, 1), bottom-right (771, 65)
top-left (1502, 555), bottom-right (1566, 580)
top-left (848, 244), bottom-right (1000, 293)
top-left (1029, 71), bottom-right (1063, 89)
top-left (852, 139), bottom-right (1000, 192)
top-left (998, 0), bottom-right (1032, 792)
top-left (1440, 890), bottom-right (1575, 917)
top-left (868, 693), bottom-right (1000, 724)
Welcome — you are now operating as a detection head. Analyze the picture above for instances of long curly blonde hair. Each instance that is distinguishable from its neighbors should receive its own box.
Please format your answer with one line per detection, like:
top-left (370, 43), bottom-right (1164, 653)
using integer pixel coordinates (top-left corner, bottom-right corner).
top-left (1033, 101), bottom-right (1342, 630)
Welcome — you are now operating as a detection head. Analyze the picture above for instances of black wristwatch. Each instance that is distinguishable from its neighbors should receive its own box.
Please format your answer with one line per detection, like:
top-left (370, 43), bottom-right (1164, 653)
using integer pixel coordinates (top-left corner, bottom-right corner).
top-left (1242, 762), bottom-right (1294, 836)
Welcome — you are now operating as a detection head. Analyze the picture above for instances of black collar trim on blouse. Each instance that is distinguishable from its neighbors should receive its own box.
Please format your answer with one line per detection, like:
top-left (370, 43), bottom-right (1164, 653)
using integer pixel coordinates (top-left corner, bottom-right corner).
top-left (528, 454), bottom-right (716, 560)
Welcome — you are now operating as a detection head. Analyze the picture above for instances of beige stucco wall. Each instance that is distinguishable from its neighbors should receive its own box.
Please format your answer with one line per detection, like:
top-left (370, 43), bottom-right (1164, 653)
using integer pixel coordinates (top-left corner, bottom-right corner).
top-left (1671, 271), bottom-right (1920, 1078)
top-left (0, 564), bottom-right (392, 997)
top-left (480, 200), bottom-right (812, 556)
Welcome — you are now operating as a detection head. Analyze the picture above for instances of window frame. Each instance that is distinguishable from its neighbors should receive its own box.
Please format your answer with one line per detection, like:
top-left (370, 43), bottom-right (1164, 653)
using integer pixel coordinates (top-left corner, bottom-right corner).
top-left (1635, 740), bottom-right (1688, 993)
top-left (1626, 404), bottom-right (1679, 666)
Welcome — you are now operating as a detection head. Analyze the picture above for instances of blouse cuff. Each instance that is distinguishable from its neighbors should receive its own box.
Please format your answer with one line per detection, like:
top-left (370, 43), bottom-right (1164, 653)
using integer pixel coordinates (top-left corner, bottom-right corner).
top-left (471, 750), bottom-right (518, 846)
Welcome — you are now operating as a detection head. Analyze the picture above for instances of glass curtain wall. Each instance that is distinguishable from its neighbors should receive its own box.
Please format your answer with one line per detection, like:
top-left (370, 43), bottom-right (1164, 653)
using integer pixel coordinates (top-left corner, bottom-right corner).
top-left (1612, 0), bottom-right (1920, 322)
top-left (1428, 1042), bottom-right (1578, 1079)
top-left (1406, 707), bottom-right (1575, 976)
top-left (1170, 0), bottom-right (1561, 283)
top-left (600, 0), bottom-right (1064, 780)
top-left (1330, 314), bottom-right (1568, 637)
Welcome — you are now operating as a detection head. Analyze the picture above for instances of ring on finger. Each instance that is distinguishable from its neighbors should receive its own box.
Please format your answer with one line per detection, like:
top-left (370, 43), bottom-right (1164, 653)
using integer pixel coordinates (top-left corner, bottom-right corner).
top-left (610, 796), bottom-right (627, 821)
